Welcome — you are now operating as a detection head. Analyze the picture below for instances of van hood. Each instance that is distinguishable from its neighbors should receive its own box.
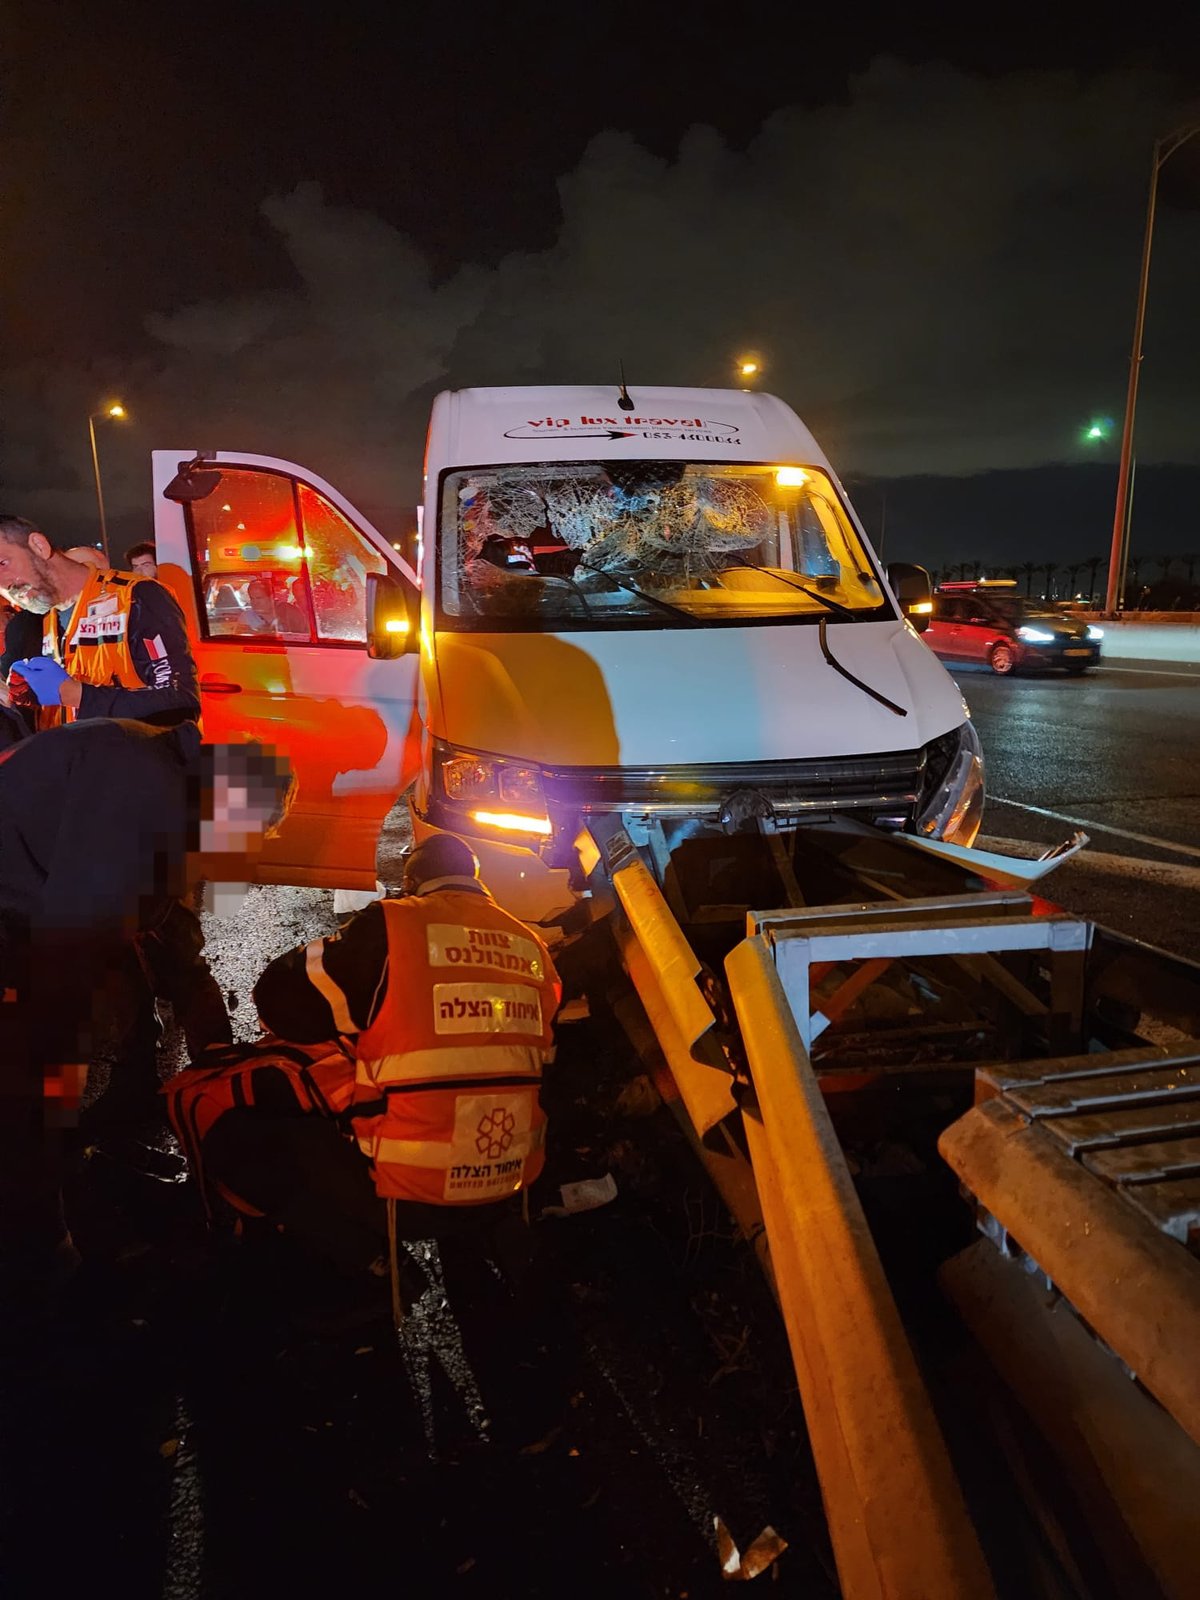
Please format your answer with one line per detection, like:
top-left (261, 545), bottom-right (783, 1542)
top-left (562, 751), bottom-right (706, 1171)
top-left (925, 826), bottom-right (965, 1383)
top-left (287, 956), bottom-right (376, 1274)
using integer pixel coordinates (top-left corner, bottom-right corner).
top-left (432, 621), bottom-right (967, 768)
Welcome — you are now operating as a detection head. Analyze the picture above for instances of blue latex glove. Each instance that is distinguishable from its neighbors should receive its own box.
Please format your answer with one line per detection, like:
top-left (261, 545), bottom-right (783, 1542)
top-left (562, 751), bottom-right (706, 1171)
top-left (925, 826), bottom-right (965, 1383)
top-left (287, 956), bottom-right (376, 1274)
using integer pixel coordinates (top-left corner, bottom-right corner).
top-left (9, 656), bottom-right (71, 707)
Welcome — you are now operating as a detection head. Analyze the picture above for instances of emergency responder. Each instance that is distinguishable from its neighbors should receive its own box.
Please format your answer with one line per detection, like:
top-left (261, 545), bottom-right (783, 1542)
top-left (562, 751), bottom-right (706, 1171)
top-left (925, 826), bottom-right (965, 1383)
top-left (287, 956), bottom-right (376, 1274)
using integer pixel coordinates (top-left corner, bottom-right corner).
top-left (125, 538), bottom-right (202, 637)
top-left (0, 516), bottom-right (217, 1103)
top-left (0, 719), bottom-right (294, 1301)
top-left (125, 541), bottom-right (158, 578)
top-left (222, 833), bottom-right (561, 1265)
top-left (168, 834), bottom-right (568, 1439)
top-left (0, 514), bottom-right (199, 725)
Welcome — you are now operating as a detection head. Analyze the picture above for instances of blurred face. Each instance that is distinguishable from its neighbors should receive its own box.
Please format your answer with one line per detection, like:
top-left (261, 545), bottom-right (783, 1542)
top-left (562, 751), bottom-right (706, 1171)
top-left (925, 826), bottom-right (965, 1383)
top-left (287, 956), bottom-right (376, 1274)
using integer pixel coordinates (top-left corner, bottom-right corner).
top-left (194, 776), bottom-right (281, 871)
top-left (130, 553), bottom-right (158, 578)
top-left (0, 535), bottom-right (57, 613)
top-left (247, 579), bottom-right (272, 611)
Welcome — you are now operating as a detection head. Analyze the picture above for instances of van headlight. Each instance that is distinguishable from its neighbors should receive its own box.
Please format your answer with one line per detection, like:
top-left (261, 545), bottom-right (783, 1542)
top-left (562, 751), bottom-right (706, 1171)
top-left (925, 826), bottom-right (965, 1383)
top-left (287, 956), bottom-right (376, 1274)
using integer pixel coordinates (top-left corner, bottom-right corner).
top-left (434, 740), bottom-right (552, 838)
top-left (914, 720), bottom-right (984, 846)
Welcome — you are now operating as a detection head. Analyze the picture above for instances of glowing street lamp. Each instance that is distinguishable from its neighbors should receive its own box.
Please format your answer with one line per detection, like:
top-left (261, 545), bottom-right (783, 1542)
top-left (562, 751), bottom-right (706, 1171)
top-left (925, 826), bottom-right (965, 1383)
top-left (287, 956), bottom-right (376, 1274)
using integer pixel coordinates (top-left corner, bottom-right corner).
top-left (88, 401), bottom-right (128, 564)
top-left (736, 353), bottom-right (763, 385)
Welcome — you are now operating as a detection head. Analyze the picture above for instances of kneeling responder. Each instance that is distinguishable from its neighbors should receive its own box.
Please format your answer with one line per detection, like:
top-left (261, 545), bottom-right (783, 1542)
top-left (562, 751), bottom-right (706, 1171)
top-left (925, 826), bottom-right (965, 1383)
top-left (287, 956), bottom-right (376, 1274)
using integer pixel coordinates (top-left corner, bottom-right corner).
top-left (196, 834), bottom-right (560, 1288)
top-left (0, 720), bottom-right (294, 1298)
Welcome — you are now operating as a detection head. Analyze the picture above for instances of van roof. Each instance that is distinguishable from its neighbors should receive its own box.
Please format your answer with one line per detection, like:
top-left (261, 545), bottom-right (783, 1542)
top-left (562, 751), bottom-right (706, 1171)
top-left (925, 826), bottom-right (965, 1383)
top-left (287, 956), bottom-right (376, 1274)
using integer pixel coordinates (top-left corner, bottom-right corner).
top-left (426, 386), bottom-right (832, 473)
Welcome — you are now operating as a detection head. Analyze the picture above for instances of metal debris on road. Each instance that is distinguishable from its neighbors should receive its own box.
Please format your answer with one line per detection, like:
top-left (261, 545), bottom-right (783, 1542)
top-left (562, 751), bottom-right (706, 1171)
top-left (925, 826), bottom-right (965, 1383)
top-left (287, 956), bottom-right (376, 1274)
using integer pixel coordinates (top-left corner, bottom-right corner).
top-left (714, 1517), bottom-right (788, 1581)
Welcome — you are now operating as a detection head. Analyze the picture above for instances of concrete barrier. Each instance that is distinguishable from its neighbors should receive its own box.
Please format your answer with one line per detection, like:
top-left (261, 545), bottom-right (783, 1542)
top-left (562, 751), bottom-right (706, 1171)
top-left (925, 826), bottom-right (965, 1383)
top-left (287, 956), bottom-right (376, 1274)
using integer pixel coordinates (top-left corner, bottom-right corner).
top-left (1075, 618), bottom-right (1200, 664)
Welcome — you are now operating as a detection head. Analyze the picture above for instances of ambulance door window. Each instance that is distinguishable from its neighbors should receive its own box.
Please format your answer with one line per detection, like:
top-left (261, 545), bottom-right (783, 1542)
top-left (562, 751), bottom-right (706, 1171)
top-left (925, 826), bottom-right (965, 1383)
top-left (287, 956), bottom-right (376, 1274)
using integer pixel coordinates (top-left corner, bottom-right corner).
top-left (297, 484), bottom-right (387, 644)
top-left (187, 470), bottom-right (314, 641)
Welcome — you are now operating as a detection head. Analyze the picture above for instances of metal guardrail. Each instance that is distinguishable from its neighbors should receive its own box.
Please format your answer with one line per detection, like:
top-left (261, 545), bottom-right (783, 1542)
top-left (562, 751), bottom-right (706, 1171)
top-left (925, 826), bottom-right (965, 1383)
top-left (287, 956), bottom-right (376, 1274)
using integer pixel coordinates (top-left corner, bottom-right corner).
top-left (610, 852), bottom-right (737, 1138)
top-left (610, 849), bottom-right (995, 1598)
top-left (725, 935), bottom-right (994, 1600)
top-left (610, 821), bottom-right (1200, 1593)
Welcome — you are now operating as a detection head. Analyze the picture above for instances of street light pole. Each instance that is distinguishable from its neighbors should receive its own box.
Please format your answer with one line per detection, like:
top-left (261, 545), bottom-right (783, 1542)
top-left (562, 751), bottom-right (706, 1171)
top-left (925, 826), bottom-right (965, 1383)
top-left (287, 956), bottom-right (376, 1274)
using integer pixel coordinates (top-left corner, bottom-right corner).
top-left (1105, 123), bottom-right (1200, 615)
top-left (88, 413), bottom-right (109, 564)
top-left (87, 402), bottom-right (126, 566)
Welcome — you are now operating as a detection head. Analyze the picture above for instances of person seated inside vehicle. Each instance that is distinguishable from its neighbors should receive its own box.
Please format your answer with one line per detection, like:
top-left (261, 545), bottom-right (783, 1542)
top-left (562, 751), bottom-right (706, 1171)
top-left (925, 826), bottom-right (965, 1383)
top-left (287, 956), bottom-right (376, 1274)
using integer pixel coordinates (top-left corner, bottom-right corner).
top-left (243, 575), bottom-right (309, 638)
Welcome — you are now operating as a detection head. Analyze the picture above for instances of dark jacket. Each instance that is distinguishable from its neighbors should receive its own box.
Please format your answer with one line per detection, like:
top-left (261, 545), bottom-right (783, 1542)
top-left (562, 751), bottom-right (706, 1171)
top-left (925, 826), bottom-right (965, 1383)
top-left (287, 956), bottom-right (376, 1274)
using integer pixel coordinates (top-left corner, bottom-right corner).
top-left (0, 718), bottom-right (205, 1068)
top-left (0, 607), bottom-right (43, 682)
top-left (0, 717), bottom-right (201, 941)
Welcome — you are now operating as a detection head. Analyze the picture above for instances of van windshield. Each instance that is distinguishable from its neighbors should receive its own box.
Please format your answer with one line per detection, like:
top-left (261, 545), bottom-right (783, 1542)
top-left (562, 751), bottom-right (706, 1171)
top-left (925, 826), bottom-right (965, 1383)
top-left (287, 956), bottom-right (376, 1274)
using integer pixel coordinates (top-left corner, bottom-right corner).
top-left (438, 462), bottom-right (891, 630)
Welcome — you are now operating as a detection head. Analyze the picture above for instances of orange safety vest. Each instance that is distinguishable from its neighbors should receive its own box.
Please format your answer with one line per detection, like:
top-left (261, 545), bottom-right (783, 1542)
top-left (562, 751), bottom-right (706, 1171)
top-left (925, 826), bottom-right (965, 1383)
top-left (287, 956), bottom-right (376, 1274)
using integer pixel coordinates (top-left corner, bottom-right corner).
top-left (351, 889), bottom-right (560, 1206)
top-left (155, 562), bottom-right (202, 643)
top-left (41, 567), bottom-right (150, 723)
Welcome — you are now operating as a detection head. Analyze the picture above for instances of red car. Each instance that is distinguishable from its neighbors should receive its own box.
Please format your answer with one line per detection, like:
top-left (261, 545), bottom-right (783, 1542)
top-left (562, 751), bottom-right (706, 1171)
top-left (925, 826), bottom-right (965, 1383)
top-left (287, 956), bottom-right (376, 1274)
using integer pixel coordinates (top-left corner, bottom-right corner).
top-left (925, 584), bottom-right (1103, 675)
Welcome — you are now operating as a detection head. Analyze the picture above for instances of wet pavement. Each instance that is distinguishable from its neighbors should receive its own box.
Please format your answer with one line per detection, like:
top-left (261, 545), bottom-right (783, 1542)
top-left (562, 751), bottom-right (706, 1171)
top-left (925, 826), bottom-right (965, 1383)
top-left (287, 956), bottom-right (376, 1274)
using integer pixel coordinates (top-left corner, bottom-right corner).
top-left (954, 660), bottom-right (1200, 961)
top-left (1, 898), bottom-right (837, 1598)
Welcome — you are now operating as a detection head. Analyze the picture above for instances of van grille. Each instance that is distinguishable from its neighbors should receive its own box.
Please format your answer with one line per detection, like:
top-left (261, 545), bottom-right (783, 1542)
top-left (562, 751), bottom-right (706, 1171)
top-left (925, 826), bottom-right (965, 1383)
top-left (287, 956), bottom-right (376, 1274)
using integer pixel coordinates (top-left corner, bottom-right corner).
top-left (541, 750), bottom-right (925, 820)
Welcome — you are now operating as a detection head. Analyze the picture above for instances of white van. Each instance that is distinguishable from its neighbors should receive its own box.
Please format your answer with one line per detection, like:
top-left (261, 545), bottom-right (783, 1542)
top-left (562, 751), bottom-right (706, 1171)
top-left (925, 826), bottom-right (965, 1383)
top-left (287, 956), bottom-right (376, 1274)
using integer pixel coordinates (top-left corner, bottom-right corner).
top-left (153, 384), bottom-right (982, 929)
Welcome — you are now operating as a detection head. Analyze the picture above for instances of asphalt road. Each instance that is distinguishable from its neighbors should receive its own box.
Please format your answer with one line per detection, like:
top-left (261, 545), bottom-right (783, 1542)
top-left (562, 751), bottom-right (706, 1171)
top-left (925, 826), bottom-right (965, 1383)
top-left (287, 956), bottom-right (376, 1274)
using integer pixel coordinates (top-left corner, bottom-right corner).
top-left (951, 657), bottom-right (1200, 963)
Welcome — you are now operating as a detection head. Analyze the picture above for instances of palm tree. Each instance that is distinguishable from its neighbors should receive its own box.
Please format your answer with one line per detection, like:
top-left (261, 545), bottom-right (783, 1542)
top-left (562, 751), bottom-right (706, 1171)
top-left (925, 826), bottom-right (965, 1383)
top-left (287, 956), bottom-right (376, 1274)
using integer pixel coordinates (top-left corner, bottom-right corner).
top-left (1019, 561), bottom-right (1037, 597)
top-left (1063, 562), bottom-right (1082, 598)
top-left (1083, 555), bottom-right (1105, 604)
top-left (1158, 555), bottom-right (1175, 582)
top-left (1127, 553), bottom-right (1147, 608)
top-left (1183, 553), bottom-right (1199, 586)
top-left (1040, 561), bottom-right (1057, 601)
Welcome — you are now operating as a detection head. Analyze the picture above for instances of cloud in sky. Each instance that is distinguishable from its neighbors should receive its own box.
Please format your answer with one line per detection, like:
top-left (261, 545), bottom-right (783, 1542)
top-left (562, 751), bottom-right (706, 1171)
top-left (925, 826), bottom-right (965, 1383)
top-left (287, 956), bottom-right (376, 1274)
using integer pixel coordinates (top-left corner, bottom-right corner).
top-left (3, 59), bottom-right (1197, 544)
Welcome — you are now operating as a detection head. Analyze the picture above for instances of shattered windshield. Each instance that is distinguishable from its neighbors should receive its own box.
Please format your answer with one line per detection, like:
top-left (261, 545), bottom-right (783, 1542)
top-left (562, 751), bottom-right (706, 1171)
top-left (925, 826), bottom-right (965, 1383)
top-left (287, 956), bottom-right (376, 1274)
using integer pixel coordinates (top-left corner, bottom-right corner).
top-left (438, 462), bottom-right (891, 630)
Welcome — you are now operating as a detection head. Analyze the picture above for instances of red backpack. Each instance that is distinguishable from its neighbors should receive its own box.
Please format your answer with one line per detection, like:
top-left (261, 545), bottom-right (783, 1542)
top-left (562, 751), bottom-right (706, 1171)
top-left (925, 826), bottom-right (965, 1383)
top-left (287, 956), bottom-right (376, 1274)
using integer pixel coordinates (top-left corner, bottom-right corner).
top-left (163, 1038), bottom-right (355, 1221)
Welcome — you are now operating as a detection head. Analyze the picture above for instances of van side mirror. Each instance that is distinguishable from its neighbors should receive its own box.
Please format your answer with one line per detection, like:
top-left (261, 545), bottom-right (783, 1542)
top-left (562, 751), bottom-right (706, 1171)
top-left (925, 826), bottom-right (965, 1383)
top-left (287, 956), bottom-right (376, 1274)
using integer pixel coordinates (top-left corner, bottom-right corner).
top-left (886, 561), bottom-right (933, 633)
top-left (163, 456), bottom-right (223, 504)
top-left (367, 572), bottom-right (420, 660)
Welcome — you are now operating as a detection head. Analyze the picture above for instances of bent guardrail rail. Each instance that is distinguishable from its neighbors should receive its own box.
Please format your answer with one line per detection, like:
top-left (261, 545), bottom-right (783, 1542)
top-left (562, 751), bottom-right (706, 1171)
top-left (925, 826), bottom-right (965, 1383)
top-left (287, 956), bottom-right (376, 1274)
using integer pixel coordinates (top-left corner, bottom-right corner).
top-left (610, 840), bottom-right (995, 1598)
top-left (725, 934), bottom-right (995, 1600)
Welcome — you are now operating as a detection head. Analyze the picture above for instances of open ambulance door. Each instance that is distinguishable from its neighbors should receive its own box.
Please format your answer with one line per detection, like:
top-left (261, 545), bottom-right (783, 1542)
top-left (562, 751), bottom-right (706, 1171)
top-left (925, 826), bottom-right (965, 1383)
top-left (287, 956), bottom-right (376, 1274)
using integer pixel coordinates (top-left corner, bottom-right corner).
top-left (152, 450), bottom-right (422, 891)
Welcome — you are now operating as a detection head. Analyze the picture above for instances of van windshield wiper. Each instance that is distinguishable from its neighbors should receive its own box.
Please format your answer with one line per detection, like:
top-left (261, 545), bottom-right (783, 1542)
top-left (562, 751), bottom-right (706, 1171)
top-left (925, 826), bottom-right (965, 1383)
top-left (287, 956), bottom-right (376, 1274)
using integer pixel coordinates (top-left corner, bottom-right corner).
top-left (719, 556), bottom-right (905, 715)
top-left (721, 555), bottom-right (859, 617)
top-left (575, 560), bottom-right (702, 626)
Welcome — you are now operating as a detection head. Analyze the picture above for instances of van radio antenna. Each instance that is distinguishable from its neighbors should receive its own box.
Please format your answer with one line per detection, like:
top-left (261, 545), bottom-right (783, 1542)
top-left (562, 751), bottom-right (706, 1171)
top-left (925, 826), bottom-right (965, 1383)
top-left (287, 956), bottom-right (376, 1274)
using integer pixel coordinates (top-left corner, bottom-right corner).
top-left (617, 363), bottom-right (635, 412)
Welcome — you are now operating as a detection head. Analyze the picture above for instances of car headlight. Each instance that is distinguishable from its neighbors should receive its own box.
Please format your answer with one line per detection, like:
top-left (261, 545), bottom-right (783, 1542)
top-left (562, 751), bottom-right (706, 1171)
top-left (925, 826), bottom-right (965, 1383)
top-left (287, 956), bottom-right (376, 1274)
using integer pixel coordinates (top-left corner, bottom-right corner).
top-left (914, 719), bottom-right (984, 847)
top-left (434, 742), bottom-right (552, 837)
top-left (1086, 625), bottom-right (1104, 640)
top-left (1017, 626), bottom-right (1055, 643)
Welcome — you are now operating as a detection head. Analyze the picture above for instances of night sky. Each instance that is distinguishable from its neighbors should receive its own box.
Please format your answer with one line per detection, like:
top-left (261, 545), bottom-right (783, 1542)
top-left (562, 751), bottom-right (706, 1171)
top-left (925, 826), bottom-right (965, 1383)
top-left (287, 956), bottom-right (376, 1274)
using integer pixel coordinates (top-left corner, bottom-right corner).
top-left (4, 1), bottom-right (1200, 570)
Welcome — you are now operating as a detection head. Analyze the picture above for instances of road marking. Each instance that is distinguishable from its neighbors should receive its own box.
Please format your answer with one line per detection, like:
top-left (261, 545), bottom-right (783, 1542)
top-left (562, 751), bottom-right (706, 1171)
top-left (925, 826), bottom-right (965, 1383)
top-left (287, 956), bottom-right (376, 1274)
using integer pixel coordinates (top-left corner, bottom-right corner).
top-left (1099, 664), bottom-right (1200, 679)
top-left (989, 797), bottom-right (1200, 863)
